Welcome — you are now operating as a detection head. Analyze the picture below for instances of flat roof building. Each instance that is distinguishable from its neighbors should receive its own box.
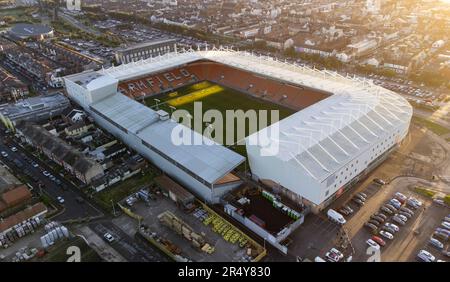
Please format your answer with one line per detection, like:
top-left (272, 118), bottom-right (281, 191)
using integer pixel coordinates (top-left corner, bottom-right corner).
top-left (115, 39), bottom-right (177, 65)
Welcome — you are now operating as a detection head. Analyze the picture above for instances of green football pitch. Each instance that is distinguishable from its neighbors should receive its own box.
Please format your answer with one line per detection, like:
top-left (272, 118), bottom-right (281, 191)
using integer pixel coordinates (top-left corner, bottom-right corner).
top-left (144, 81), bottom-right (295, 157)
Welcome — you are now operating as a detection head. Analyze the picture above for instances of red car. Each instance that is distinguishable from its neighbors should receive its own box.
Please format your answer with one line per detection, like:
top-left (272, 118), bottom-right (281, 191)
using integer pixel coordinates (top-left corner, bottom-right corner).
top-left (372, 235), bottom-right (386, 246)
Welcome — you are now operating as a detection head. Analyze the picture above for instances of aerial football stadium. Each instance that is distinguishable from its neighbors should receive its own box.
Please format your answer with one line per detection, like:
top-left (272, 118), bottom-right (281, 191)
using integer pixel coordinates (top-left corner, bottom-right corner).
top-left (63, 47), bottom-right (413, 211)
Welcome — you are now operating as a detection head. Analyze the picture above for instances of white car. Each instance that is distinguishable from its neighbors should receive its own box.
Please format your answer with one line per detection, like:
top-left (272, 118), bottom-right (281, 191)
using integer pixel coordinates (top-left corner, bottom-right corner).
top-left (384, 223), bottom-right (400, 232)
top-left (57, 196), bottom-right (65, 204)
top-left (366, 239), bottom-right (380, 250)
top-left (1, 151), bottom-right (8, 157)
top-left (379, 230), bottom-right (394, 240)
top-left (43, 171), bottom-right (51, 177)
top-left (10, 147), bottom-right (17, 152)
top-left (325, 248), bottom-right (344, 262)
top-left (390, 198), bottom-right (402, 209)
top-left (442, 221), bottom-right (450, 230)
top-left (394, 192), bottom-right (407, 202)
top-left (396, 214), bottom-right (408, 222)
top-left (417, 250), bottom-right (435, 262)
top-left (103, 233), bottom-right (115, 243)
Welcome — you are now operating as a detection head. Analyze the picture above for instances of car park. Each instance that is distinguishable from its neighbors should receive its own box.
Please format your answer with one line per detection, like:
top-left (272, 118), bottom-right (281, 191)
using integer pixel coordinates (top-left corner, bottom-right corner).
top-left (366, 239), bottom-right (380, 250)
top-left (379, 230), bottom-right (394, 240)
top-left (429, 238), bottom-right (444, 250)
top-left (371, 236), bottom-right (386, 246)
top-left (417, 250), bottom-right (435, 262)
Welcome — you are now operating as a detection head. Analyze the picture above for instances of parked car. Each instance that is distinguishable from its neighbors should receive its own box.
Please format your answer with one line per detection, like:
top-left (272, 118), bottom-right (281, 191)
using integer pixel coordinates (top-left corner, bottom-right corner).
top-left (379, 230), bottom-right (394, 240)
top-left (429, 238), bottom-right (444, 250)
top-left (10, 147), bottom-right (17, 152)
top-left (354, 194), bottom-right (366, 202)
top-left (103, 233), bottom-right (115, 243)
top-left (373, 213), bottom-right (387, 221)
top-left (392, 216), bottom-right (406, 226)
top-left (327, 209), bottom-right (346, 225)
top-left (394, 192), bottom-right (407, 204)
top-left (31, 162), bottom-right (39, 168)
top-left (433, 231), bottom-right (449, 242)
top-left (325, 248), bottom-right (344, 262)
top-left (399, 211), bottom-right (412, 219)
top-left (365, 222), bottom-right (378, 232)
top-left (373, 178), bottom-right (386, 185)
top-left (436, 228), bottom-right (450, 236)
top-left (357, 192), bottom-right (368, 199)
top-left (399, 207), bottom-right (414, 216)
top-left (385, 204), bottom-right (398, 212)
top-left (344, 205), bottom-right (354, 214)
top-left (396, 214), bottom-right (408, 222)
top-left (366, 239), bottom-right (380, 250)
top-left (57, 196), bottom-right (65, 204)
top-left (371, 215), bottom-right (385, 223)
top-left (390, 199), bottom-right (402, 209)
top-left (352, 198), bottom-right (365, 206)
top-left (384, 223), bottom-right (399, 232)
top-left (407, 197), bottom-right (423, 209)
top-left (371, 235), bottom-right (386, 246)
top-left (43, 171), bottom-right (51, 177)
top-left (368, 219), bottom-right (381, 226)
top-left (417, 250), bottom-right (435, 262)
top-left (380, 206), bottom-right (394, 215)
top-left (339, 207), bottom-right (351, 216)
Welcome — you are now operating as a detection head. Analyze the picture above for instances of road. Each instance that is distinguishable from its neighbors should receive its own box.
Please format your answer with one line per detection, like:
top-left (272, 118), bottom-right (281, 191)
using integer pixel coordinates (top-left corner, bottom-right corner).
top-left (0, 134), bottom-right (102, 221)
top-left (59, 12), bottom-right (101, 36)
top-left (89, 220), bottom-right (170, 262)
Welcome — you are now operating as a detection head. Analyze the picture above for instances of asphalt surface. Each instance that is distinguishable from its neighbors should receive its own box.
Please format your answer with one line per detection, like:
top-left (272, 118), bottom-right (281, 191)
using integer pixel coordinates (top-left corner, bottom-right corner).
top-left (89, 221), bottom-right (170, 262)
top-left (0, 134), bottom-right (102, 221)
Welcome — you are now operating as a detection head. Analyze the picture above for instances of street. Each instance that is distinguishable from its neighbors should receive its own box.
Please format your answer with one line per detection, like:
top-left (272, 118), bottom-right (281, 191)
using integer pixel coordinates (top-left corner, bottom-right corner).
top-left (0, 133), bottom-right (102, 221)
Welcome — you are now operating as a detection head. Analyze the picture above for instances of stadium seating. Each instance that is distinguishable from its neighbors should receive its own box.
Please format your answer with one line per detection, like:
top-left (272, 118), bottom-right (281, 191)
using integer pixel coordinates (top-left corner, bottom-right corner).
top-left (118, 61), bottom-right (329, 110)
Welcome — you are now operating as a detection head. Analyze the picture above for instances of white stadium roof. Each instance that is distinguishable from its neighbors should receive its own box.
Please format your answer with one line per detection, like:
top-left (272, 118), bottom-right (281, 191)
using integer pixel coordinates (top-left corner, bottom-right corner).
top-left (69, 47), bottom-right (412, 185)
top-left (90, 93), bottom-right (245, 185)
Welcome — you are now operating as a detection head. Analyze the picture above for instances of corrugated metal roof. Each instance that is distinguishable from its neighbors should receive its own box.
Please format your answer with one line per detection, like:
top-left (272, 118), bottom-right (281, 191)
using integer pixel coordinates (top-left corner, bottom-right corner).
top-left (91, 94), bottom-right (245, 185)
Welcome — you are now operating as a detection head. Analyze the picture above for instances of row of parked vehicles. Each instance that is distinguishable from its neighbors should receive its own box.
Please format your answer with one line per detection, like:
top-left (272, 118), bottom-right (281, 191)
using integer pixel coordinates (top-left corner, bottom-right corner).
top-left (417, 213), bottom-right (450, 262)
top-left (364, 192), bottom-right (422, 249)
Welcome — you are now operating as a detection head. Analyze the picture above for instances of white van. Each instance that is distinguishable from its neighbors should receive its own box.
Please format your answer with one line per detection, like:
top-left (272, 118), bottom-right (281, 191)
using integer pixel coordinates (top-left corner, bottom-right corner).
top-left (327, 209), bottom-right (346, 225)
